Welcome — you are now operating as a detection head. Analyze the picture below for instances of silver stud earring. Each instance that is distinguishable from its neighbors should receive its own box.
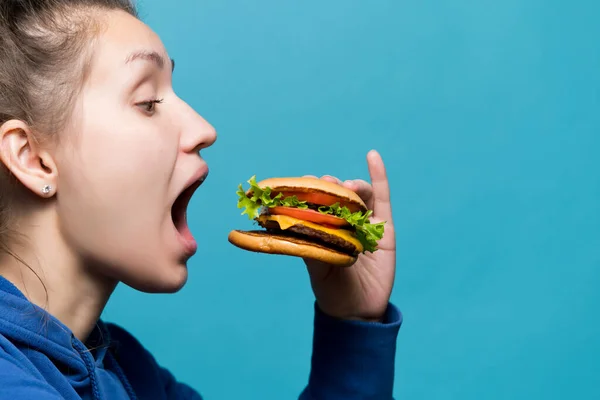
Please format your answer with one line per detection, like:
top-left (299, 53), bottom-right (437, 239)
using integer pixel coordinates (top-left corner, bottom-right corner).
top-left (41, 185), bottom-right (52, 195)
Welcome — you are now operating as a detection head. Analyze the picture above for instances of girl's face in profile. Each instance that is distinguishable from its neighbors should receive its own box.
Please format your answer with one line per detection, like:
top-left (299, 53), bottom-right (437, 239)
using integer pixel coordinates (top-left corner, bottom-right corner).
top-left (54, 10), bottom-right (216, 293)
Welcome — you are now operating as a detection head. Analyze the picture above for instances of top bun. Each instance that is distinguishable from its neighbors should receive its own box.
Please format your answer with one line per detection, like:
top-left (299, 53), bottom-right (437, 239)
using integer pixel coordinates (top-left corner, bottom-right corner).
top-left (250, 176), bottom-right (368, 212)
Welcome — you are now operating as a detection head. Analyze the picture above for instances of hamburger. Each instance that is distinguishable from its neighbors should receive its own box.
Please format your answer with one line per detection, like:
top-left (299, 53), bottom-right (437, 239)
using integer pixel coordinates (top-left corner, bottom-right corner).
top-left (228, 176), bottom-right (385, 267)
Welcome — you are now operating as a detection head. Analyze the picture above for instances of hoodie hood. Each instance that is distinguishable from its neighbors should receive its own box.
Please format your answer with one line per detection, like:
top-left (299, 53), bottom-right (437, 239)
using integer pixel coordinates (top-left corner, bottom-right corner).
top-left (0, 276), bottom-right (135, 400)
top-left (0, 277), bottom-right (89, 369)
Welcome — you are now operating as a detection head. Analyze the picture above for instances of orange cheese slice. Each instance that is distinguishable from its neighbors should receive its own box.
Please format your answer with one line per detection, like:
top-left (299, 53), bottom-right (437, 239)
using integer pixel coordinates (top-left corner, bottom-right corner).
top-left (257, 214), bottom-right (364, 253)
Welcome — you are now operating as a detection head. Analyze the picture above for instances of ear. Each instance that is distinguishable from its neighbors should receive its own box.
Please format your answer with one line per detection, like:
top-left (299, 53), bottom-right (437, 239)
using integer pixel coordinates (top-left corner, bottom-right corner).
top-left (0, 120), bottom-right (58, 198)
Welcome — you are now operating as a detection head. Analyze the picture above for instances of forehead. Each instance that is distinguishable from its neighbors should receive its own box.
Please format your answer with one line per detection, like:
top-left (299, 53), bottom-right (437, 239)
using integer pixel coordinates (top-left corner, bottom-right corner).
top-left (102, 10), bottom-right (161, 48)
top-left (87, 10), bottom-right (169, 83)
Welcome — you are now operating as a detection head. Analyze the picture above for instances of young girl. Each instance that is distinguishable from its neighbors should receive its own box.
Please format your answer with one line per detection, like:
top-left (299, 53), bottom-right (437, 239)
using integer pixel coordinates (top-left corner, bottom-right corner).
top-left (0, 1), bottom-right (401, 399)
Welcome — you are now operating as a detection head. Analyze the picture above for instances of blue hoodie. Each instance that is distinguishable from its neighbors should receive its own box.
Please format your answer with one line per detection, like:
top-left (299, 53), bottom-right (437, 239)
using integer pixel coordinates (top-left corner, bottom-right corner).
top-left (0, 276), bottom-right (402, 399)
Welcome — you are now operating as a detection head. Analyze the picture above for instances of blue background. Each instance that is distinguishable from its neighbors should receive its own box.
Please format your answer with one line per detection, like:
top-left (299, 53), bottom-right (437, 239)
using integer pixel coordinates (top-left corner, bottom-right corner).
top-left (103, 0), bottom-right (600, 398)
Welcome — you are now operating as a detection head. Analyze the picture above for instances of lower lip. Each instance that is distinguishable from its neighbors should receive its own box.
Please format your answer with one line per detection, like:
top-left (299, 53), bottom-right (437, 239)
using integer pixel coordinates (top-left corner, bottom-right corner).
top-left (174, 220), bottom-right (197, 257)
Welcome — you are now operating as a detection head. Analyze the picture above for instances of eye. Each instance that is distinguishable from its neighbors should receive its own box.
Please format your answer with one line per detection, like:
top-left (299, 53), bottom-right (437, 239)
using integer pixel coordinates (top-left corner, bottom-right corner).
top-left (136, 98), bottom-right (164, 115)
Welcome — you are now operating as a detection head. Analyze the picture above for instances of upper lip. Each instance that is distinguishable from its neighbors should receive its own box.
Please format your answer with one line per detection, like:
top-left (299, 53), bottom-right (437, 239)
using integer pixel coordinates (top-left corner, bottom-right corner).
top-left (185, 164), bottom-right (209, 192)
top-left (177, 164), bottom-right (209, 200)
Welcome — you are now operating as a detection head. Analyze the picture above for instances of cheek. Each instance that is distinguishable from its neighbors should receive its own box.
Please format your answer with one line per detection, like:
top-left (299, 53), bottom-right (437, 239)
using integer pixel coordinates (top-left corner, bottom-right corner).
top-left (81, 113), bottom-right (177, 184)
top-left (71, 106), bottom-right (179, 202)
top-left (69, 89), bottom-right (181, 194)
top-left (54, 111), bottom-right (181, 275)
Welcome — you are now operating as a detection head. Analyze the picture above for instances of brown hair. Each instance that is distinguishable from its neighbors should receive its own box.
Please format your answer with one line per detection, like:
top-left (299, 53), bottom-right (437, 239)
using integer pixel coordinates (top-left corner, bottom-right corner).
top-left (0, 0), bottom-right (137, 269)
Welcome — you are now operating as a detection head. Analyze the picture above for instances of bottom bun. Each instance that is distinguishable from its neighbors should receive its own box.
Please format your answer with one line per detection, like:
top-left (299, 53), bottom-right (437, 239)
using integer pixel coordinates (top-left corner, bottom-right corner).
top-left (228, 230), bottom-right (357, 267)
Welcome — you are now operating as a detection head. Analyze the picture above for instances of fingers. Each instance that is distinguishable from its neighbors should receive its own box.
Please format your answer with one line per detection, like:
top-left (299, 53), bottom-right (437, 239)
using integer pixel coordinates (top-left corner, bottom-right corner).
top-left (306, 175), bottom-right (350, 190)
top-left (306, 174), bottom-right (361, 195)
top-left (307, 154), bottom-right (391, 221)
top-left (321, 175), bottom-right (372, 204)
top-left (317, 175), bottom-right (377, 211)
top-left (366, 149), bottom-right (392, 221)
top-left (320, 175), bottom-right (342, 185)
top-left (344, 179), bottom-right (374, 210)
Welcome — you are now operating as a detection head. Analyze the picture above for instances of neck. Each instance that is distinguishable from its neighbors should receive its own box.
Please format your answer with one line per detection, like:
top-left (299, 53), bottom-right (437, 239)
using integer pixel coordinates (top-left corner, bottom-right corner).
top-left (0, 209), bottom-right (116, 341)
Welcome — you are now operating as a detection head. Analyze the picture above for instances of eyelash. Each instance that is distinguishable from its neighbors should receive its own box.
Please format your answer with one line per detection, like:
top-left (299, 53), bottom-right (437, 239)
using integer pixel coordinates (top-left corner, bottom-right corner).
top-left (137, 98), bottom-right (164, 114)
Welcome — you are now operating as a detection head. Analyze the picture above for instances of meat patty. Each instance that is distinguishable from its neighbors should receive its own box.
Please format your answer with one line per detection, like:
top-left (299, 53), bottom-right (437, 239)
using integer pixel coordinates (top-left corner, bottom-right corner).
top-left (258, 219), bottom-right (359, 256)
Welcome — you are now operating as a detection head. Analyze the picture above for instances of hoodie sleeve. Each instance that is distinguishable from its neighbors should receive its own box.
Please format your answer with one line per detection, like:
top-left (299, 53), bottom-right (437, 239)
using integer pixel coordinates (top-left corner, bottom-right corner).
top-left (298, 302), bottom-right (402, 400)
top-left (107, 301), bottom-right (401, 400)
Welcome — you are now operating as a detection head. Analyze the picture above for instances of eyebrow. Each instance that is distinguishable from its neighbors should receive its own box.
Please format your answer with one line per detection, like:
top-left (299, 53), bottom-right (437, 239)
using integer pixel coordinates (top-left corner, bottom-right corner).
top-left (125, 50), bottom-right (175, 72)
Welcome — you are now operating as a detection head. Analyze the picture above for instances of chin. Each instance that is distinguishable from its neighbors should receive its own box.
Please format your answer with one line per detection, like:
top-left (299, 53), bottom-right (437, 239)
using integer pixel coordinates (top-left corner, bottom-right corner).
top-left (124, 262), bottom-right (189, 294)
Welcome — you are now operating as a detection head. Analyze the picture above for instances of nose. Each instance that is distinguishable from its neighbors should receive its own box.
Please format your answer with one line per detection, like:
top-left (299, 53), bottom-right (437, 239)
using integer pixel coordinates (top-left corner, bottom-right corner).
top-left (178, 100), bottom-right (217, 154)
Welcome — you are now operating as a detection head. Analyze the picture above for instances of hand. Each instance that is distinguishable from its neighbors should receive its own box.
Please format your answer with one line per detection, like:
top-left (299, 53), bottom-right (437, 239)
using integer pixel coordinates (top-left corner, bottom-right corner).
top-left (303, 150), bottom-right (396, 322)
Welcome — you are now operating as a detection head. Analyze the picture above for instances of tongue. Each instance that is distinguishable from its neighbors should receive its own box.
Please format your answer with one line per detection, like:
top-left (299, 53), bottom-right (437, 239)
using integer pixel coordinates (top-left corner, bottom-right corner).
top-left (172, 198), bottom-right (197, 252)
top-left (171, 184), bottom-right (199, 254)
top-left (179, 219), bottom-right (195, 242)
top-left (172, 190), bottom-right (191, 235)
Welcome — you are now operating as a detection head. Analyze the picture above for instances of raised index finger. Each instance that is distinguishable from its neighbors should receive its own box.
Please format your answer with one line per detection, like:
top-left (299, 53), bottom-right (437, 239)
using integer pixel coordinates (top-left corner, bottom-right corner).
top-left (367, 149), bottom-right (392, 221)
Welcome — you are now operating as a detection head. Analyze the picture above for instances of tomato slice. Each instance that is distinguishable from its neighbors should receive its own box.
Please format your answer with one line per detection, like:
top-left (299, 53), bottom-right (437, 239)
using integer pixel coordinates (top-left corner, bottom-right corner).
top-left (277, 191), bottom-right (362, 213)
top-left (269, 207), bottom-right (349, 227)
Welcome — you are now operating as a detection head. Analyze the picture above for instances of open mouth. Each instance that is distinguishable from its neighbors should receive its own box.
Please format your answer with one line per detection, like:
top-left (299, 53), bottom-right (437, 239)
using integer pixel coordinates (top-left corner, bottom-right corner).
top-left (171, 171), bottom-right (208, 251)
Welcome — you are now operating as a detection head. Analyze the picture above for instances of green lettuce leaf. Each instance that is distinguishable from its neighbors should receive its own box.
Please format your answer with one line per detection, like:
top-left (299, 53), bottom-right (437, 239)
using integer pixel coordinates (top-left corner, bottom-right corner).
top-left (317, 203), bottom-right (385, 253)
top-left (236, 176), bottom-right (307, 220)
top-left (236, 176), bottom-right (385, 253)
